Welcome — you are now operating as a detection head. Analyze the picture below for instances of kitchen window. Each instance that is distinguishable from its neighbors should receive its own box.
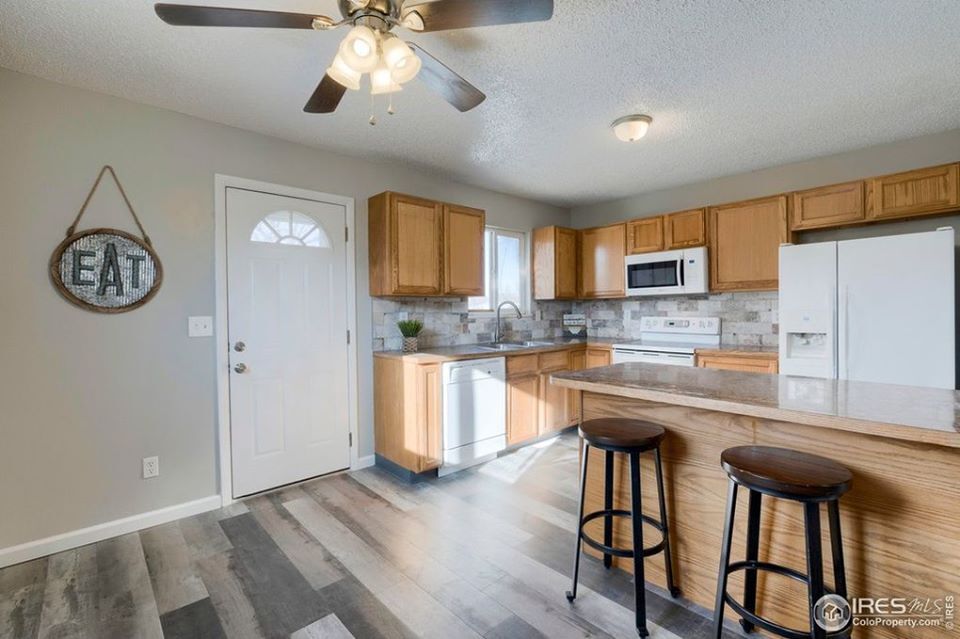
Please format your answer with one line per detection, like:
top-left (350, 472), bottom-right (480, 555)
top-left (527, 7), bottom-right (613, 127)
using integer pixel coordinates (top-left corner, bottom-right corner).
top-left (469, 227), bottom-right (529, 313)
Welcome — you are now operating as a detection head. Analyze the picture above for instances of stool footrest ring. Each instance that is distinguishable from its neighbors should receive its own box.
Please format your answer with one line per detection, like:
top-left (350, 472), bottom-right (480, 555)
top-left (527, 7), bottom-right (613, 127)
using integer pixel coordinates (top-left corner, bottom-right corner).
top-left (578, 509), bottom-right (668, 559)
top-left (721, 561), bottom-right (851, 639)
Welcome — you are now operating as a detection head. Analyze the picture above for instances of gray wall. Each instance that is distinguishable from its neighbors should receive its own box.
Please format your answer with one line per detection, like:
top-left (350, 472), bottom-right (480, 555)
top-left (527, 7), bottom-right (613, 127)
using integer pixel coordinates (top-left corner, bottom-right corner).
top-left (0, 68), bottom-right (568, 549)
top-left (570, 129), bottom-right (960, 228)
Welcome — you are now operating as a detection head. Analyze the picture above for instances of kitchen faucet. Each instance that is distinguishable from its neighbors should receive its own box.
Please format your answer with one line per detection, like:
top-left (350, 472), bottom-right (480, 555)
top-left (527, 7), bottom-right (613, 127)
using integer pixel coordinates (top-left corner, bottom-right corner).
top-left (495, 301), bottom-right (522, 343)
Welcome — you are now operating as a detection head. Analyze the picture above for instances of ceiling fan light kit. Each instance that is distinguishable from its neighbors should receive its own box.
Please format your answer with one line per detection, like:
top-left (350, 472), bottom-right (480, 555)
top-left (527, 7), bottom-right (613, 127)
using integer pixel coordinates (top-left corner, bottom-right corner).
top-left (327, 54), bottom-right (363, 91)
top-left (154, 0), bottom-right (554, 116)
top-left (612, 114), bottom-right (653, 142)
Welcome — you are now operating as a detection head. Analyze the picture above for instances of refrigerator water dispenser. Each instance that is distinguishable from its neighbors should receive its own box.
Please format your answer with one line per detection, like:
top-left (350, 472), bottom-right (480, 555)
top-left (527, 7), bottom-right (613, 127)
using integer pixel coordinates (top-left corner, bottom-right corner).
top-left (785, 332), bottom-right (829, 359)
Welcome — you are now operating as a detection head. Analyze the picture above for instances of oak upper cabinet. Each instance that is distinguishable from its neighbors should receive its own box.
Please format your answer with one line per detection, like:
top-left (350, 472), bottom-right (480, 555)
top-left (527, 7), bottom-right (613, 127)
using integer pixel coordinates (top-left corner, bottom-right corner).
top-left (664, 208), bottom-right (707, 249)
top-left (866, 163), bottom-right (960, 221)
top-left (580, 223), bottom-right (626, 298)
top-left (533, 226), bottom-right (579, 300)
top-left (369, 192), bottom-right (484, 297)
top-left (626, 217), bottom-right (664, 254)
top-left (443, 204), bottom-right (485, 295)
top-left (791, 181), bottom-right (865, 230)
top-left (708, 195), bottom-right (789, 292)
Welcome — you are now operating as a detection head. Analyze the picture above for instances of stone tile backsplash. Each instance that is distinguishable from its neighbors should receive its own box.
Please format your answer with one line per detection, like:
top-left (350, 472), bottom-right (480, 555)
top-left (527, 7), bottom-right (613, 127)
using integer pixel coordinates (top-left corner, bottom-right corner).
top-left (371, 291), bottom-right (778, 352)
top-left (372, 298), bottom-right (571, 352)
top-left (573, 291), bottom-right (779, 347)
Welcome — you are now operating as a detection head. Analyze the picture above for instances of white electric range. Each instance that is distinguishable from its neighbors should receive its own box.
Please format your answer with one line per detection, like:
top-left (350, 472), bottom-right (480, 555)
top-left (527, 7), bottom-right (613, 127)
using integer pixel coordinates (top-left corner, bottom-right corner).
top-left (612, 316), bottom-right (721, 367)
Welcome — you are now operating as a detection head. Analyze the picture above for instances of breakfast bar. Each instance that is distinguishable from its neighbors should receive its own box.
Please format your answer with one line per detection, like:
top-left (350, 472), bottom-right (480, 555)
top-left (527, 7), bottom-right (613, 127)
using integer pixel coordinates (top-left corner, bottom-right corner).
top-left (552, 364), bottom-right (960, 639)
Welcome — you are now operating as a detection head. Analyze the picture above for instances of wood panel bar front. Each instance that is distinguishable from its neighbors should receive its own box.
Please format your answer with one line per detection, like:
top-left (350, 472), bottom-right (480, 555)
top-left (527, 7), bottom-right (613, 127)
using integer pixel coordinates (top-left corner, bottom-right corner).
top-left (579, 391), bottom-right (960, 639)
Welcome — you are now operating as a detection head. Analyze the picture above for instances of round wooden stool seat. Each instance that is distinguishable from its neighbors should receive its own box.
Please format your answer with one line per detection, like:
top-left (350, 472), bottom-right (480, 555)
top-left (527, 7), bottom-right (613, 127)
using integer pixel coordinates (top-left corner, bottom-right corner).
top-left (721, 445), bottom-right (853, 501)
top-left (579, 418), bottom-right (665, 452)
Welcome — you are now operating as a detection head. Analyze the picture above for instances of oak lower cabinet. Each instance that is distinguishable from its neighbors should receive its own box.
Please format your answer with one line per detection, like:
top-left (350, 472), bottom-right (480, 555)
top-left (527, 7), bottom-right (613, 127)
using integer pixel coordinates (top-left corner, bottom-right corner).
top-left (866, 163), bottom-right (959, 221)
top-left (373, 357), bottom-right (442, 473)
top-left (538, 350), bottom-right (571, 435)
top-left (533, 226), bottom-right (579, 300)
top-left (626, 217), bottom-right (664, 254)
top-left (566, 349), bottom-right (586, 424)
top-left (369, 191), bottom-right (485, 297)
top-left (708, 195), bottom-right (789, 292)
top-left (696, 352), bottom-right (778, 374)
top-left (507, 374), bottom-right (540, 446)
top-left (791, 181), bottom-right (866, 231)
top-left (585, 346), bottom-right (612, 368)
top-left (580, 223), bottom-right (626, 298)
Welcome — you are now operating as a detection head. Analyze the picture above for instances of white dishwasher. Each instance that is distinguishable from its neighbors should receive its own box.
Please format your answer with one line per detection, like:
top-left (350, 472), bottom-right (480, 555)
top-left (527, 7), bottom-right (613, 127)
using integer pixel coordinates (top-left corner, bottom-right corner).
top-left (440, 357), bottom-right (507, 476)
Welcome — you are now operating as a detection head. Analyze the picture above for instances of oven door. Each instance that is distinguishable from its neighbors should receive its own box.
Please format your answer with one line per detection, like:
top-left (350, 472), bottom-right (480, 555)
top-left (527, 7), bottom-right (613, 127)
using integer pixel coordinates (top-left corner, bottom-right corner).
top-left (625, 250), bottom-right (685, 296)
top-left (612, 348), bottom-right (696, 367)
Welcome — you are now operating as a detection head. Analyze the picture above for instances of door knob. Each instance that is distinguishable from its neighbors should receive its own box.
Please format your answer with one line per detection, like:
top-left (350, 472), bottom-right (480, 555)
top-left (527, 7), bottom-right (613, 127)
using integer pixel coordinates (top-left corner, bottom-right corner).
top-left (234, 341), bottom-right (246, 352)
top-left (234, 363), bottom-right (248, 374)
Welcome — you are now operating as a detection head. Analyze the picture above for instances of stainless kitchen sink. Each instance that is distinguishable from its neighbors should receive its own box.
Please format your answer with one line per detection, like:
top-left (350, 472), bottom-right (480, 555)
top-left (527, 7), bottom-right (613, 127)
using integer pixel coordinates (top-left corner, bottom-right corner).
top-left (474, 341), bottom-right (555, 351)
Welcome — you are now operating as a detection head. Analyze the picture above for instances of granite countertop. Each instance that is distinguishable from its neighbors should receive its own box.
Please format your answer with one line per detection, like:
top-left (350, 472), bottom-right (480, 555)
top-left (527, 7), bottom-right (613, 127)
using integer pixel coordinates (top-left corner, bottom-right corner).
top-left (374, 338), bottom-right (616, 363)
top-left (552, 363), bottom-right (960, 448)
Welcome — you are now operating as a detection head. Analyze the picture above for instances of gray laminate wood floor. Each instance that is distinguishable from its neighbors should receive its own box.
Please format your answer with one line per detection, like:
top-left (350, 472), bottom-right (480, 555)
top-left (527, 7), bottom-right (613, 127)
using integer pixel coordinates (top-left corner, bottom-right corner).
top-left (1, 431), bottom-right (739, 639)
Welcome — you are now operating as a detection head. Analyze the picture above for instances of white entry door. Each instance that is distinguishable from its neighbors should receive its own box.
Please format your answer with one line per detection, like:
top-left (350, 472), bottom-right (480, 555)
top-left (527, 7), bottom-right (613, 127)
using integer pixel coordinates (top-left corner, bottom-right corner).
top-left (226, 187), bottom-right (350, 497)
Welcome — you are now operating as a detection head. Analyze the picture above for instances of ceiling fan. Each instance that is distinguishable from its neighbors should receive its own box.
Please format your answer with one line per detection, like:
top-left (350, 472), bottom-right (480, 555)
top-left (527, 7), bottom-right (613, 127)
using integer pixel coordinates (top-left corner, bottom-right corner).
top-left (154, 0), bottom-right (554, 116)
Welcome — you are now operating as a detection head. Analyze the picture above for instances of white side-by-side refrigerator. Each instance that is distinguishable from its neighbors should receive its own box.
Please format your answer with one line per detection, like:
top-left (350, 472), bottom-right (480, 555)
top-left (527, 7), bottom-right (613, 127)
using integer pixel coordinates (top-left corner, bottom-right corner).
top-left (779, 228), bottom-right (956, 389)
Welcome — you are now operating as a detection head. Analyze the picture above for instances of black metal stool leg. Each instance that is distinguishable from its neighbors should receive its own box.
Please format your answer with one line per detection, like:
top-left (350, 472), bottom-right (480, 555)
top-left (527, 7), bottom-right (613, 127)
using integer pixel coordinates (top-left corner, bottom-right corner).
top-left (603, 450), bottom-right (615, 569)
top-left (713, 479), bottom-right (738, 639)
top-left (804, 502), bottom-right (827, 639)
top-left (654, 447), bottom-right (680, 598)
top-left (566, 439), bottom-right (590, 602)
top-left (828, 500), bottom-right (848, 601)
top-left (740, 490), bottom-right (762, 632)
top-left (629, 451), bottom-right (649, 637)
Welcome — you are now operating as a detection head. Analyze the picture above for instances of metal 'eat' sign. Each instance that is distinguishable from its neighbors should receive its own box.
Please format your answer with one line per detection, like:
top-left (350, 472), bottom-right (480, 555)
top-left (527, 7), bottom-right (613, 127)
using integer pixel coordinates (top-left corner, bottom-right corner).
top-left (49, 166), bottom-right (163, 313)
top-left (50, 228), bottom-right (163, 313)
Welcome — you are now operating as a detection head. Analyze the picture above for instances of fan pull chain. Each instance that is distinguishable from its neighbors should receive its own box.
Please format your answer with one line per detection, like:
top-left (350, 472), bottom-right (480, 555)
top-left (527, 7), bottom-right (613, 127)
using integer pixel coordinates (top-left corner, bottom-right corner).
top-left (369, 92), bottom-right (376, 126)
top-left (388, 93), bottom-right (395, 116)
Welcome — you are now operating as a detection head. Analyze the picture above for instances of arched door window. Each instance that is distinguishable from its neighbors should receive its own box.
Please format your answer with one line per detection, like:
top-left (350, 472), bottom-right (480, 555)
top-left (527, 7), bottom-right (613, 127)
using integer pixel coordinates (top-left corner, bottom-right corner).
top-left (250, 210), bottom-right (330, 248)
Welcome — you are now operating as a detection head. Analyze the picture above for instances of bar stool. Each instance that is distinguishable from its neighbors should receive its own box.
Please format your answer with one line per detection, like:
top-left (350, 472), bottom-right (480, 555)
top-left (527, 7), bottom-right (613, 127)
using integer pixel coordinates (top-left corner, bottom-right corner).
top-left (566, 418), bottom-right (679, 637)
top-left (713, 446), bottom-right (853, 639)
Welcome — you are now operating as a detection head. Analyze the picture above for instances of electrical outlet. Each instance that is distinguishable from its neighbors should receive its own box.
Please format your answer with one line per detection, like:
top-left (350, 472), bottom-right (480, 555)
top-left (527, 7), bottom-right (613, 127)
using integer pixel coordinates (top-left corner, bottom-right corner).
top-left (142, 456), bottom-right (159, 479)
top-left (188, 316), bottom-right (213, 337)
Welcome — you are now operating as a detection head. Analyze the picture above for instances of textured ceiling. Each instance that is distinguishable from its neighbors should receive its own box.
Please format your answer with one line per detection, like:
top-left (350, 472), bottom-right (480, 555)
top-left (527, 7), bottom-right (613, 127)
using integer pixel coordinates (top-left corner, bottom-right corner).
top-left (2, 1), bottom-right (960, 207)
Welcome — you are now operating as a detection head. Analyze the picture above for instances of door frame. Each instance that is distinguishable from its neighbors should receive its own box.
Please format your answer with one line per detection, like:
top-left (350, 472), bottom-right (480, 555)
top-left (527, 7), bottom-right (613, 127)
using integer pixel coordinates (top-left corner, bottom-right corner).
top-left (214, 174), bottom-right (359, 505)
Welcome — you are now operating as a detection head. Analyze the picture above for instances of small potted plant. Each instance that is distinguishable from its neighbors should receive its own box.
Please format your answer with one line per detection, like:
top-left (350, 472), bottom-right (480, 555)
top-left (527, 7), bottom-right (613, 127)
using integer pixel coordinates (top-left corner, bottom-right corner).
top-left (397, 319), bottom-right (424, 353)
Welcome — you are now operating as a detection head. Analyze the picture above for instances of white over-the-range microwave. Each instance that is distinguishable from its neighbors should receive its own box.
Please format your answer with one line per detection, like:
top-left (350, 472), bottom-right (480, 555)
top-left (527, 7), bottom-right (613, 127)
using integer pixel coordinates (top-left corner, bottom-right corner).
top-left (624, 246), bottom-right (708, 296)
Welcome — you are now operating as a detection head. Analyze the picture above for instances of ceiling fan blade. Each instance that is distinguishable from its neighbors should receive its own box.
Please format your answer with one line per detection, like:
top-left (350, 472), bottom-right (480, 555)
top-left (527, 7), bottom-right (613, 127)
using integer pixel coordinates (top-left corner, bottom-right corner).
top-left (408, 43), bottom-right (485, 112)
top-left (154, 4), bottom-right (325, 29)
top-left (401, 0), bottom-right (553, 32)
top-left (304, 75), bottom-right (347, 114)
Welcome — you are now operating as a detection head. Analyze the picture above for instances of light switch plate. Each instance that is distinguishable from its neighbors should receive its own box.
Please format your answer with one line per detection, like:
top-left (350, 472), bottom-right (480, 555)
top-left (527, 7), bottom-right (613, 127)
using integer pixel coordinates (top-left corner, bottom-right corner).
top-left (142, 456), bottom-right (159, 479)
top-left (188, 316), bottom-right (213, 337)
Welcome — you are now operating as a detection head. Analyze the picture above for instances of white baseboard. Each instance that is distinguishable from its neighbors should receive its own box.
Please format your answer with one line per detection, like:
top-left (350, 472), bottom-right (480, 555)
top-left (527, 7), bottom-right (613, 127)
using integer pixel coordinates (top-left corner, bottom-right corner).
top-left (0, 495), bottom-right (222, 569)
top-left (354, 454), bottom-right (375, 470)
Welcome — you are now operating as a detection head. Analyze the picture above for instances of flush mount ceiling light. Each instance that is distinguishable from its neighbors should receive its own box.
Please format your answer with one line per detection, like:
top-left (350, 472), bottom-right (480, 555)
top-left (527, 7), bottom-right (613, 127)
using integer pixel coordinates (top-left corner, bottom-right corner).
top-left (154, 0), bottom-right (555, 118)
top-left (612, 114), bottom-right (653, 142)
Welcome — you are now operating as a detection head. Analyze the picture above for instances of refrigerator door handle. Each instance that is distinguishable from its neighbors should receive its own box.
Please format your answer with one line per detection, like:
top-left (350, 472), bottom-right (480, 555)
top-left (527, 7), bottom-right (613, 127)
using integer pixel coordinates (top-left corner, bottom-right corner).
top-left (839, 286), bottom-right (849, 379)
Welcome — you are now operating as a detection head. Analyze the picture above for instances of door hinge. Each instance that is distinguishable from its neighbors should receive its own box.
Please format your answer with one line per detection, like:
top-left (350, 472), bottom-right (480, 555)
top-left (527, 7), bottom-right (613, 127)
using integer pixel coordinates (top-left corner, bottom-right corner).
top-left (346, 330), bottom-right (351, 344)
top-left (345, 226), bottom-right (349, 242)
top-left (349, 432), bottom-right (353, 447)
